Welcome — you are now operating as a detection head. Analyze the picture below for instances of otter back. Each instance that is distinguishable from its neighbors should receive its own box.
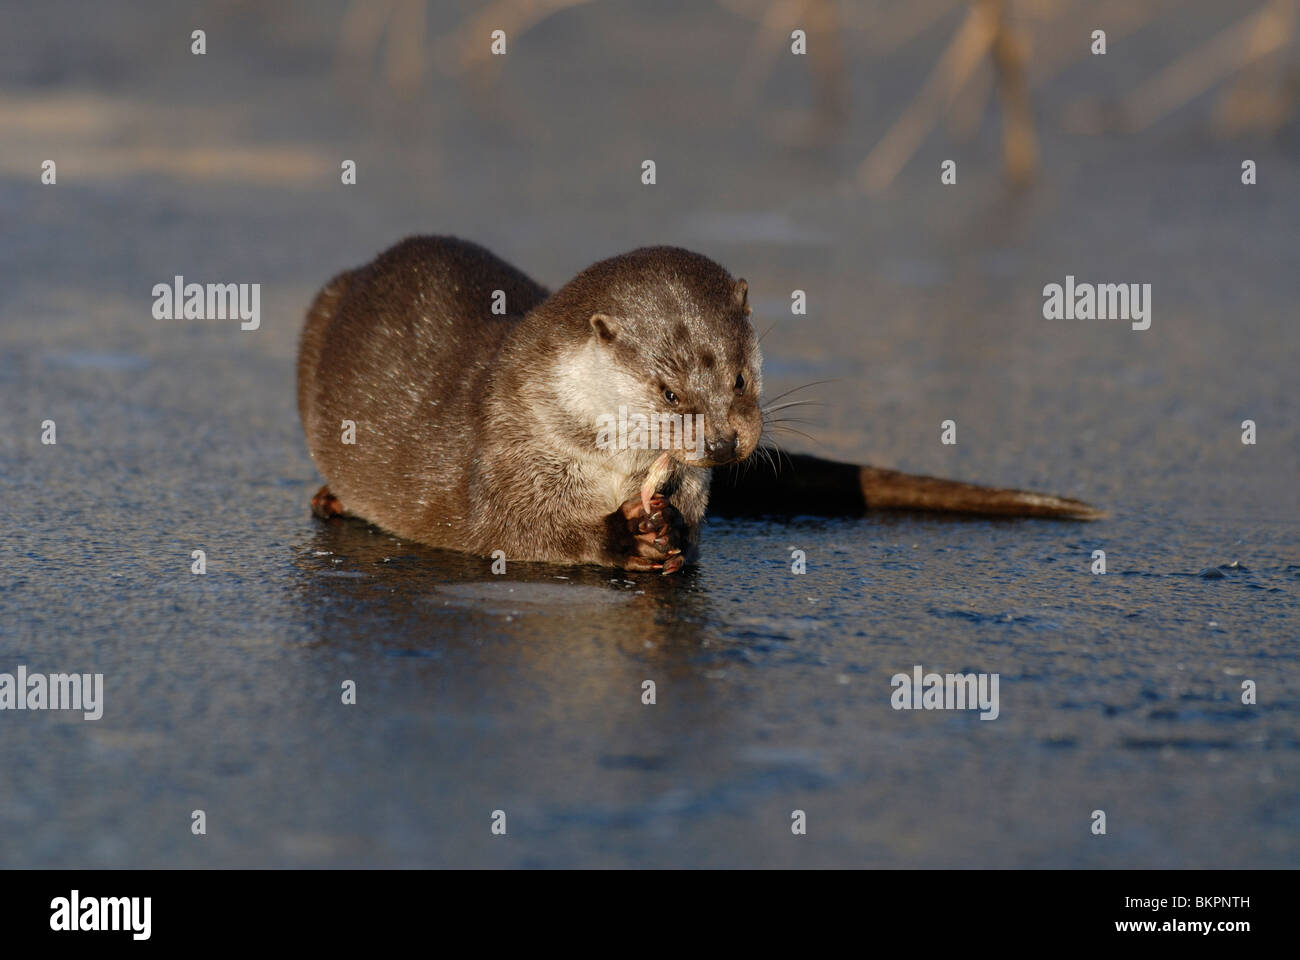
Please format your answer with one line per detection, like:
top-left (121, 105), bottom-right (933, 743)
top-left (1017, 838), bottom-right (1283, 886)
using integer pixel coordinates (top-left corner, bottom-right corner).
top-left (297, 236), bottom-right (548, 545)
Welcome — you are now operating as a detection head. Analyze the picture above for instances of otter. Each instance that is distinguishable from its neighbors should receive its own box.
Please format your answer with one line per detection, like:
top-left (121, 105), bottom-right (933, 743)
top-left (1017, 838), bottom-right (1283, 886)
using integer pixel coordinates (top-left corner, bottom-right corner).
top-left (297, 237), bottom-right (1099, 573)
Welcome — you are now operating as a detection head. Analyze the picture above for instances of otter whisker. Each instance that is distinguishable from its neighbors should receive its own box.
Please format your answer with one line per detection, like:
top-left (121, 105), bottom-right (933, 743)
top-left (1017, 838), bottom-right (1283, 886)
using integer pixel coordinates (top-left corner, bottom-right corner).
top-left (735, 441), bottom-right (776, 480)
top-left (760, 379), bottom-right (836, 407)
top-left (763, 424), bottom-right (822, 446)
top-left (764, 444), bottom-right (784, 477)
top-left (757, 439), bottom-right (795, 478)
top-left (759, 403), bottom-right (826, 421)
top-left (761, 399), bottom-right (825, 416)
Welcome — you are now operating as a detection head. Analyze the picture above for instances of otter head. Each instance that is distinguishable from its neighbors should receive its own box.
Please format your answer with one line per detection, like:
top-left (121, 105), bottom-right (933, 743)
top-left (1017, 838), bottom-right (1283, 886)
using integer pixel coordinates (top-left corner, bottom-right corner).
top-left (571, 247), bottom-right (763, 468)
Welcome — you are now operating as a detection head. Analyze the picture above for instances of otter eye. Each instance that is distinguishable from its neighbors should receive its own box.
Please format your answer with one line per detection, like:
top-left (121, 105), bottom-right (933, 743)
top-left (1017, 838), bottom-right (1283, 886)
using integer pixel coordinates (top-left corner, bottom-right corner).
top-left (663, 387), bottom-right (679, 405)
top-left (734, 373), bottom-right (746, 391)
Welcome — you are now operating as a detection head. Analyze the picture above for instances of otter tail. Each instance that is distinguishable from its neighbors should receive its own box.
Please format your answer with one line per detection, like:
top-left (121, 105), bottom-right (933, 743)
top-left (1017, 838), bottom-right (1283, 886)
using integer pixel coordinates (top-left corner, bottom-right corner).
top-left (708, 453), bottom-right (1103, 520)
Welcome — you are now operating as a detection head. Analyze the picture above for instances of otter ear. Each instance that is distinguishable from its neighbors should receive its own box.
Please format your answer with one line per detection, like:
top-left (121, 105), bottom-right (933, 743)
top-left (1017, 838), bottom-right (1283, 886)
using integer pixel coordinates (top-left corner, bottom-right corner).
top-left (590, 313), bottom-right (618, 343)
top-left (733, 279), bottom-right (751, 316)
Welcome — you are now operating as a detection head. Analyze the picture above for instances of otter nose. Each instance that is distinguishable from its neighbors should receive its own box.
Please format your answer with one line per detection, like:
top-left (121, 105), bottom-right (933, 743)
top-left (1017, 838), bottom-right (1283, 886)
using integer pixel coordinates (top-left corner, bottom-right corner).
top-left (705, 431), bottom-right (739, 461)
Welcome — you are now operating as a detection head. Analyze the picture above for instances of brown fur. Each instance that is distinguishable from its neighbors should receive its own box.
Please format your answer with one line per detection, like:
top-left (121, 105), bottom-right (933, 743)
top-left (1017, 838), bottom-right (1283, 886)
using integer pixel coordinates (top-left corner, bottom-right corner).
top-left (298, 237), bottom-right (762, 570)
top-left (298, 237), bottom-right (1100, 573)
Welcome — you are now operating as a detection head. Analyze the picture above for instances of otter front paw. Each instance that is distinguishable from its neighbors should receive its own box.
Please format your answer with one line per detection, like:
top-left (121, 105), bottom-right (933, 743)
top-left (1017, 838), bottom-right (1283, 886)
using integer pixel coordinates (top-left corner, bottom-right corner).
top-left (607, 494), bottom-right (688, 574)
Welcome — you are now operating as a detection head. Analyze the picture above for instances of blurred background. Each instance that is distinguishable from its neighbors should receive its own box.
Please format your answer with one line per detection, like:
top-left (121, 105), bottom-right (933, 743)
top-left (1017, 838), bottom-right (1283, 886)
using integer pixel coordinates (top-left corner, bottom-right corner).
top-left (0, 1), bottom-right (1297, 868)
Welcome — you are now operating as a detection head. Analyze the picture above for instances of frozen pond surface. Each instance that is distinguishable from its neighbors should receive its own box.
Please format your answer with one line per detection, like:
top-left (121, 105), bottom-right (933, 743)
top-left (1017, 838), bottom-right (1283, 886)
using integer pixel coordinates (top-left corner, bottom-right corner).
top-left (0, 1), bottom-right (1297, 866)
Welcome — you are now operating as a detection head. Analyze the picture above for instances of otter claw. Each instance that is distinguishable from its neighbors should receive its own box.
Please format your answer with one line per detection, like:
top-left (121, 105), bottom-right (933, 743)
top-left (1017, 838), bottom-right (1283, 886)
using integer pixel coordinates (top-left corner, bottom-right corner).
top-left (615, 491), bottom-right (688, 573)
